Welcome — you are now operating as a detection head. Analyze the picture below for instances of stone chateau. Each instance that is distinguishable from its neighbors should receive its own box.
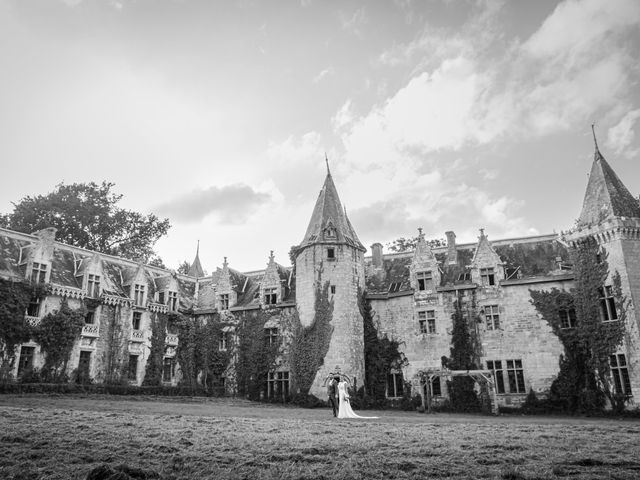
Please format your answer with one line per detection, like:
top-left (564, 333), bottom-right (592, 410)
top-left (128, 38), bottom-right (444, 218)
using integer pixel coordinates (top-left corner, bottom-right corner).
top-left (0, 141), bottom-right (638, 406)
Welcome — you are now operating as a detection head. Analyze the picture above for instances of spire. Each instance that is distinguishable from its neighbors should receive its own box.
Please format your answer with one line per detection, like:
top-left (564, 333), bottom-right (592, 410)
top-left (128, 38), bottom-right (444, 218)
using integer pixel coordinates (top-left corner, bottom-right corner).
top-left (325, 152), bottom-right (330, 175)
top-left (577, 136), bottom-right (640, 226)
top-left (592, 123), bottom-right (600, 153)
top-left (299, 168), bottom-right (365, 251)
top-left (187, 240), bottom-right (205, 277)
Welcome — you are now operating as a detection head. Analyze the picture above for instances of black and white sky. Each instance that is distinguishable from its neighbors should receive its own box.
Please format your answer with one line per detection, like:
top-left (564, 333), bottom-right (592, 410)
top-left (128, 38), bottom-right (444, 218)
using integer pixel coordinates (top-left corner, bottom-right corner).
top-left (1, 0), bottom-right (639, 271)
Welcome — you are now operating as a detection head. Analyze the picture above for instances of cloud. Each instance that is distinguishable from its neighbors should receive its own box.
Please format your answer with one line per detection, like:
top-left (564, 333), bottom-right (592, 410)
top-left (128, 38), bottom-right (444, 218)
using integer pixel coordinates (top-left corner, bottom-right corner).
top-left (340, 7), bottom-right (367, 37)
top-left (312, 67), bottom-right (335, 84)
top-left (606, 109), bottom-right (640, 155)
top-left (155, 184), bottom-right (271, 224)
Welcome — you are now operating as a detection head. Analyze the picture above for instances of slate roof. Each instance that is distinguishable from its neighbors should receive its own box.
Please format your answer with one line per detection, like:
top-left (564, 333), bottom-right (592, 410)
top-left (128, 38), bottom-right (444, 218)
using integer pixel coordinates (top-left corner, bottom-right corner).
top-left (365, 234), bottom-right (570, 294)
top-left (299, 172), bottom-right (365, 251)
top-left (577, 147), bottom-right (640, 226)
top-left (188, 242), bottom-right (205, 278)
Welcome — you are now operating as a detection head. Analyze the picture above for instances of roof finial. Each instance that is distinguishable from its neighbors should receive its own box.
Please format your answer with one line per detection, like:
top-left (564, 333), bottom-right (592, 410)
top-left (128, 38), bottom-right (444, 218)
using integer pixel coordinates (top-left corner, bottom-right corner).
top-left (591, 123), bottom-right (600, 153)
top-left (325, 152), bottom-right (330, 175)
top-left (196, 239), bottom-right (200, 255)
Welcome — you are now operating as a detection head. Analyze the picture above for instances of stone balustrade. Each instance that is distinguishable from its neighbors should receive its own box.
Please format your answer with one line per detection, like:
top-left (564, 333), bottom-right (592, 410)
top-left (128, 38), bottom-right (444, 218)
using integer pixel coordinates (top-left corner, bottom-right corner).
top-left (24, 315), bottom-right (41, 326)
top-left (81, 323), bottom-right (100, 337)
top-left (165, 334), bottom-right (178, 346)
top-left (130, 329), bottom-right (145, 342)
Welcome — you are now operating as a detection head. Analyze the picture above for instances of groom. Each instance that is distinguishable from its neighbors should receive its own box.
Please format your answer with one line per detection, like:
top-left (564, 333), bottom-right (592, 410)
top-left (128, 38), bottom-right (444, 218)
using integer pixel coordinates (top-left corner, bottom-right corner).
top-left (327, 376), bottom-right (339, 417)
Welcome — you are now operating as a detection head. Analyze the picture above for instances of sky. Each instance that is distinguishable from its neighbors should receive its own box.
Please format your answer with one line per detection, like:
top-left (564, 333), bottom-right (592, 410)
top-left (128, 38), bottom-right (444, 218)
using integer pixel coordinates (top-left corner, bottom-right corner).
top-left (1, 0), bottom-right (640, 273)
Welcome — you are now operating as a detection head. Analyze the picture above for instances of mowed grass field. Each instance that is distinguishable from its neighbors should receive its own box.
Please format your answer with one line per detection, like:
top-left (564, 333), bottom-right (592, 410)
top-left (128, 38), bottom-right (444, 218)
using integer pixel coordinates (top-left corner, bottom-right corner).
top-left (1, 395), bottom-right (639, 480)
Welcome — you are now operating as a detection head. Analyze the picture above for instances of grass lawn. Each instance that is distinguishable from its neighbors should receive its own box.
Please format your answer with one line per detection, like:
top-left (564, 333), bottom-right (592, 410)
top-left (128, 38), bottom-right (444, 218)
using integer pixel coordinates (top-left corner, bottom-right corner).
top-left (1, 395), bottom-right (639, 480)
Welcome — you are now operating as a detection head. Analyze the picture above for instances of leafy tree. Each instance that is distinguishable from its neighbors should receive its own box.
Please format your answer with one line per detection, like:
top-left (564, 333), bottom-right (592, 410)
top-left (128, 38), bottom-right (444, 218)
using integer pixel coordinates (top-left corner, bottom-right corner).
top-left (33, 298), bottom-right (86, 382)
top-left (143, 312), bottom-right (168, 386)
top-left (530, 242), bottom-right (627, 413)
top-left (387, 236), bottom-right (446, 253)
top-left (0, 181), bottom-right (170, 262)
top-left (176, 261), bottom-right (191, 275)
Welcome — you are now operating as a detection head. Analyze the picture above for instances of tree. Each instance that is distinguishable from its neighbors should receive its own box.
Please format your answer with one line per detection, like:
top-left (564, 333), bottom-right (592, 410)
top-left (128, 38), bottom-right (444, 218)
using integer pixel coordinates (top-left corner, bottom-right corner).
top-left (530, 242), bottom-right (627, 413)
top-left (386, 236), bottom-right (446, 253)
top-left (176, 261), bottom-right (191, 275)
top-left (1, 181), bottom-right (170, 263)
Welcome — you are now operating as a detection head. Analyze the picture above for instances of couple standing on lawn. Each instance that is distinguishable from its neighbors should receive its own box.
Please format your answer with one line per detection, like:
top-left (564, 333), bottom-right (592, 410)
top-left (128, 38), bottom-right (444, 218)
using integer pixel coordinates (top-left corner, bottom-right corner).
top-left (327, 374), bottom-right (377, 419)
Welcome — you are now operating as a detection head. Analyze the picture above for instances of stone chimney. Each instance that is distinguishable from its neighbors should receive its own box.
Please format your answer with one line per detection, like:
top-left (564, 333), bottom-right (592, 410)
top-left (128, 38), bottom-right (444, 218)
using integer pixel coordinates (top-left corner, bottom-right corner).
top-left (371, 243), bottom-right (383, 268)
top-left (445, 231), bottom-right (457, 265)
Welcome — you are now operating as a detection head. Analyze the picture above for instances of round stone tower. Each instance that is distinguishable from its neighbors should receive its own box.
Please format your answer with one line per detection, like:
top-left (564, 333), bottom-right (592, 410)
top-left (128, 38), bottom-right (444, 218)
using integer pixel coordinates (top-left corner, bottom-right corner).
top-left (294, 168), bottom-right (366, 398)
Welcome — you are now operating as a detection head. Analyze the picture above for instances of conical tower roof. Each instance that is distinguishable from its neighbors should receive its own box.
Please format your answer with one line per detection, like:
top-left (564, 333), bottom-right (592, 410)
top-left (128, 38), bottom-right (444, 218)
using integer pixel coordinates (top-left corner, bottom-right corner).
top-left (299, 171), bottom-right (365, 251)
top-left (577, 142), bottom-right (640, 226)
top-left (187, 241), bottom-right (205, 277)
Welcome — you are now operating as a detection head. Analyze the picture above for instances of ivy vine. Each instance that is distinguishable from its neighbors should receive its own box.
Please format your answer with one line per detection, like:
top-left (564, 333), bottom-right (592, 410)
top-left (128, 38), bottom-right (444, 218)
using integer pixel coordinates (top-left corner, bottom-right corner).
top-left (142, 311), bottom-right (167, 386)
top-left (290, 281), bottom-right (334, 395)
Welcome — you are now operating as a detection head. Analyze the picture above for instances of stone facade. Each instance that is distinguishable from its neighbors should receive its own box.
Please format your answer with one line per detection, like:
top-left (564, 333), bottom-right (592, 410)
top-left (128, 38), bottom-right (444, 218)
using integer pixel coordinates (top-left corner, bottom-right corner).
top-left (1, 143), bottom-right (639, 408)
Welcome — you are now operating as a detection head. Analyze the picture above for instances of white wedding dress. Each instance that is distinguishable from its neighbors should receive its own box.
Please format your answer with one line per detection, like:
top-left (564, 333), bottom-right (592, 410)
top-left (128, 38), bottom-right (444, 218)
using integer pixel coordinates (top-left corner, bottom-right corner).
top-left (337, 381), bottom-right (378, 419)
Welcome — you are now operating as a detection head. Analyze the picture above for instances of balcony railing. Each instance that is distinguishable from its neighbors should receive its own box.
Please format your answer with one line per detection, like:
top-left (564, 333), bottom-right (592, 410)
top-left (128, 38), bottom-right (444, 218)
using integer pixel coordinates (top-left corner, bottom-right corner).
top-left (131, 329), bottom-right (145, 342)
top-left (24, 315), bottom-right (41, 326)
top-left (165, 334), bottom-right (178, 346)
top-left (81, 323), bottom-right (100, 337)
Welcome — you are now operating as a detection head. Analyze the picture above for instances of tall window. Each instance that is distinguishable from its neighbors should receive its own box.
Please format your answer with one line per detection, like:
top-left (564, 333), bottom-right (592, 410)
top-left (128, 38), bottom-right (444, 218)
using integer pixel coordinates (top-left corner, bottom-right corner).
top-left (264, 287), bottom-right (277, 305)
top-left (78, 351), bottom-right (91, 382)
top-left (418, 311), bottom-right (436, 334)
top-left (219, 331), bottom-right (230, 351)
top-left (387, 370), bottom-right (404, 397)
top-left (128, 355), bottom-right (138, 381)
top-left (266, 371), bottom-right (290, 399)
top-left (599, 286), bottom-right (618, 321)
top-left (87, 274), bottom-right (100, 297)
top-left (26, 297), bottom-right (41, 317)
top-left (559, 308), bottom-right (576, 329)
top-left (327, 247), bottom-right (335, 260)
top-left (416, 271), bottom-right (433, 291)
top-left (219, 294), bottom-right (229, 310)
top-left (506, 359), bottom-right (525, 393)
top-left (85, 310), bottom-right (95, 325)
top-left (31, 262), bottom-right (47, 284)
top-left (480, 267), bottom-right (495, 286)
top-left (17, 346), bottom-right (35, 376)
top-left (132, 311), bottom-right (142, 330)
top-left (265, 327), bottom-right (278, 346)
top-left (484, 305), bottom-right (500, 330)
top-left (158, 291), bottom-right (165, 305)
top-left (134, 284), bottom-right (145, 306)
top-left (162, 358), bottom-right (174, 382)
top-left (486, 360), bottom-right (505, 394)
top-left (427, 376), bottom-right (441, 397)
top-left (167, 291), bottom-right (178, 311)
top-left (610, 354), bottom-right (632, 396)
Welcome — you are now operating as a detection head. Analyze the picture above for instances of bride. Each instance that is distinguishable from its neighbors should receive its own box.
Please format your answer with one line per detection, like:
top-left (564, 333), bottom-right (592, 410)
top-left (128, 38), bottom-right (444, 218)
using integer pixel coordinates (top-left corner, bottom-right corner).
top-left (337, 380), bottom-right (378, 419)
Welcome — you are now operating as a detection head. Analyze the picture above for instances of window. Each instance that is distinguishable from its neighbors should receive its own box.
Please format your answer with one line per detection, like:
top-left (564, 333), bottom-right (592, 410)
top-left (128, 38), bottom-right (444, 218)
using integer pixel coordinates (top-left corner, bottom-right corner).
top-left (78, 351), bottom-right (91, 382)
top-left (264, 287), bottom-right (277, 305)
top-left (87, 274), bottom-right (100, 297)
top-left (330, 285), bottom-right (336, 295)
top-left (418, 311), bottom-right (436, 334)
top-left (430, 377), bottom-right (441, 397)
top-left (266, 371), bottom-right (290, 398)
top-left (132, 311), bottom-right (142, 330)
top-left (85, 310), bottom-right (95, 325)
top-left (31, 262), bottom-right (47, 284)
top-left (134, 284), bottom-right (145, 306)
top-left (457, 272), bottom-right (471, 282)
top-left (167, 291), bottom-right (178, 311)
top-left (158, 291), bottom-right (165, 305)
top-left (599, 286), bottom-right (618, 321)
top-left (480, 267), bottom-right (495, 286)
top-left (388, 282), bottom-right (401, 293)
top-left (487, 360), bottom-right (505, 394)
top-left (559, 308), bottom-right (576, 329)
top-left (387, 371), bottom-right (404, 397)
top-left (17, 346), bottom-right (35, 376)
top-left (219, 331), bottom-right (230, 351)
top-left (484, 305), bottom-right (500, 330)
top-left (26, 297), bottom-right (41, 317)
top-left (324, 226), bottom-right (336, 239)
top-left (416, 271), bottom-right (433, 291)
top-left (327, 247), bottom-right (335, 260)
top-left (128, 355), bottom-right (138, 381)
top-left (162, 358), bottom-right (174, 382)
top-left (506, 359), bottom-right (525, 393)
top-left (219, 294), bottom-right (229, 310)
top-left (265, 327), bottom-right (278, 346)
top-left (610, 354), bottom-right (632, 396)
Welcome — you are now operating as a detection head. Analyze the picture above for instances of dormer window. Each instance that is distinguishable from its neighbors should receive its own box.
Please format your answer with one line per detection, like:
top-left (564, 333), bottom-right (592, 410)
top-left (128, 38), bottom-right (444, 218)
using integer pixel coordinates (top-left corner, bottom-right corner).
top-left (219, 294), bottom-right (229, 310)
top-left (324, 226), bottom-right (337, 239)
top-left (416, 271), bottom-right (433, 291)
top-left (87, 274), bottom-right (101, 298)
top-left (167, 291), bottom-right (178, 311)
top-left (134, 284), bottom-right (145, 306)
top-left (264, 287), bottom-right (277, 305)
top-left (31, 262), bottom-right (47, 284)
top-left (480, 267), bottom-right (495, 286)
top-left (327, 248), bottom-right (335, 260)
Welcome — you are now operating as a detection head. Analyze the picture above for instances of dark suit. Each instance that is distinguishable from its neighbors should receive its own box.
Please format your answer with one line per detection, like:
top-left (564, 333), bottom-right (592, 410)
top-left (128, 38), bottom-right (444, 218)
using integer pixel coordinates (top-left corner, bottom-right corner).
top-left (328, 380), bottom-right (338, 417)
